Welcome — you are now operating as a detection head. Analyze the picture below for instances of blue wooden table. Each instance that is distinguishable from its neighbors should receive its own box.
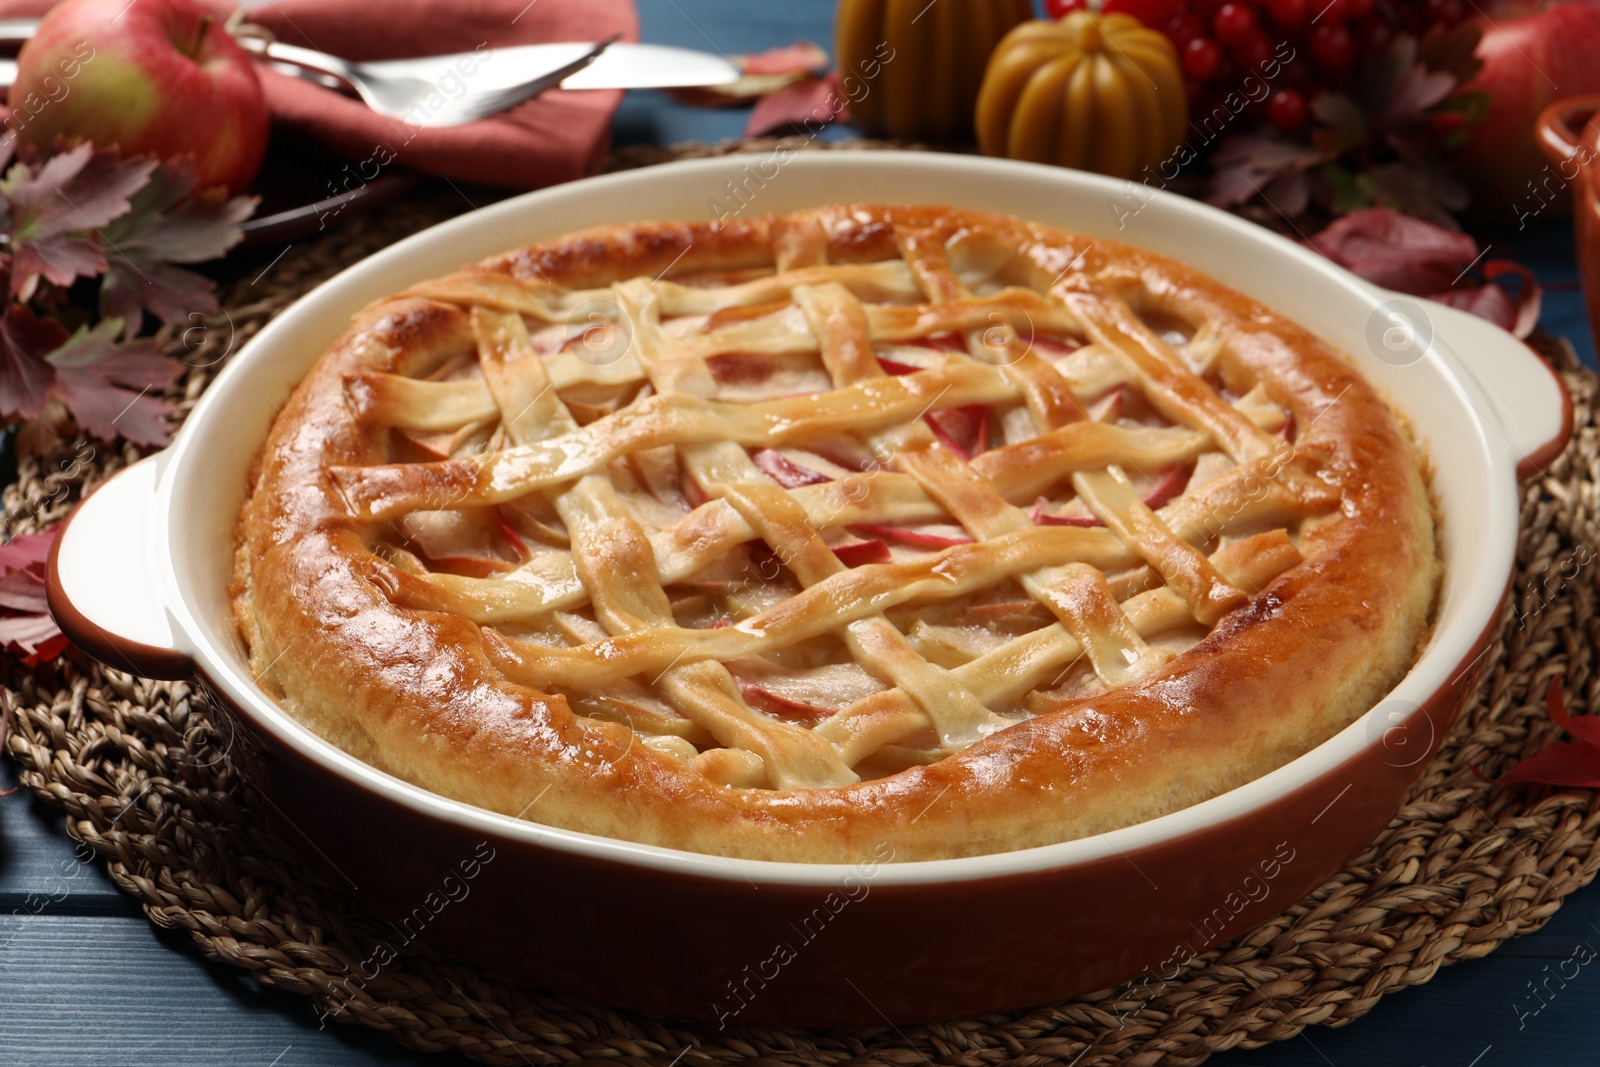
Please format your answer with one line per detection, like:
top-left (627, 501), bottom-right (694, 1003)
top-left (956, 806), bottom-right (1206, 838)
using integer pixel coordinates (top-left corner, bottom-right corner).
top-left (3, 2), bottom-right (1598, 1064)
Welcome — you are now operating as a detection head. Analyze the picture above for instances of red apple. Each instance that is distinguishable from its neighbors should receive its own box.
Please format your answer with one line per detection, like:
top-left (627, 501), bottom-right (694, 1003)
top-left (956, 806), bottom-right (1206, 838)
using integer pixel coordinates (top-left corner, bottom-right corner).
top-left (1456, 0), bottom-right (1600, 219)
top-left (7, 0), bottom-right (270, 195)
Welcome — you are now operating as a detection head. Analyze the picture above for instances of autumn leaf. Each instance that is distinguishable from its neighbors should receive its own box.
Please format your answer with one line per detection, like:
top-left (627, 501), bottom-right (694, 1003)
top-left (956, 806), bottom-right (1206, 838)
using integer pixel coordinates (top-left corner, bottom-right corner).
top-left (46, 319), bottom-right (179, 446)
top-left (1364, 162), bottom-right (1469, 228)
top-left (1206, 134), bottom-right (1324, 208)
top-left (1429, 261), bottom-right (1543, 340)
top-left (1, 143), bottom-right (157, 300)
top-left (1305, 207), bottom-right (1476, 293)
top-left (1479, 678), bottom-right (1600, 788)
top-left (1307, 207), bottom-right (1542, 337)
top-left (1419, 20), bottom-right (1484, 85)
top-left (744, 72), bottom-right (849, 137)
top-left (0, 143), bottom-right (247, 448)
top-left (96, 158), bottom-right (255, 336)
top-left (1222, 29), bottom-right (1481, 226)
top-left (0, 526), bottom-right (67, 666)
top-left (0, 303), bottom-right (65, 421)
top-left (1310, 93), bottom-right (1367, 156)
top-left (0, 530), bottom-right (54, 570)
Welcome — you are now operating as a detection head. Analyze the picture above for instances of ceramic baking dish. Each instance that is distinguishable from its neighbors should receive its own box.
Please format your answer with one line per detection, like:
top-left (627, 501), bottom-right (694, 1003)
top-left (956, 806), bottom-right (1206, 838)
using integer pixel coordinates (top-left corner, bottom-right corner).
top-left (45, 153), bottom-right (1570, 1026)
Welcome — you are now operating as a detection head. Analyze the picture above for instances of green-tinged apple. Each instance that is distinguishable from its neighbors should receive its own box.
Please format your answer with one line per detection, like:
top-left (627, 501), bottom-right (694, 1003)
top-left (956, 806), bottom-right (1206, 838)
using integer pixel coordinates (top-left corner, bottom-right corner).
top-left (1457, 0), bottom-right (1600, 219)
top-left (8, 0), bottom-right (270, 195)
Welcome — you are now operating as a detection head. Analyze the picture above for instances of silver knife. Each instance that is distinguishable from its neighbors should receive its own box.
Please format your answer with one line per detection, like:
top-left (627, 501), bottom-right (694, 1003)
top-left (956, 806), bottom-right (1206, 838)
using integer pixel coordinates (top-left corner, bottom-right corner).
top-left (358, 42), bottom-right (740, 92)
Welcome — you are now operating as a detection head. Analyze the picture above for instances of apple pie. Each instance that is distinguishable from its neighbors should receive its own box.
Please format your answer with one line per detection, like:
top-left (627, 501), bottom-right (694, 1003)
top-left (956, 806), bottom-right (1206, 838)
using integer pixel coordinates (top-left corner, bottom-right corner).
top-left (231, 204), bottom-right (1439, 863)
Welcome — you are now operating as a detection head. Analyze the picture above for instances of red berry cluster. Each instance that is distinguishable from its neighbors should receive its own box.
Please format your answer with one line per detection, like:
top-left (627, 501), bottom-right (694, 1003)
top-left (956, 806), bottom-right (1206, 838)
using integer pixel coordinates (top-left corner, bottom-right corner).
top-left (1043, 0), bottom-right (1473, 134)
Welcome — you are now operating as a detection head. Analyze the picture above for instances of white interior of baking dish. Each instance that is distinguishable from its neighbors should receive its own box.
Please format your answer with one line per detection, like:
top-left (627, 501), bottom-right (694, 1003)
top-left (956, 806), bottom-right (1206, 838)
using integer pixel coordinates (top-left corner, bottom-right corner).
top-left (138, 154), bottom-right (1537, 885)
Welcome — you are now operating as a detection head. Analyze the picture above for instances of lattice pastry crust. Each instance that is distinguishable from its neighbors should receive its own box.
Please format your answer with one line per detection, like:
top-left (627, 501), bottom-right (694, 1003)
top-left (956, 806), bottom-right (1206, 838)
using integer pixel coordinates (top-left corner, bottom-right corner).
top-left (231, 205), bottom-right (1439, 863)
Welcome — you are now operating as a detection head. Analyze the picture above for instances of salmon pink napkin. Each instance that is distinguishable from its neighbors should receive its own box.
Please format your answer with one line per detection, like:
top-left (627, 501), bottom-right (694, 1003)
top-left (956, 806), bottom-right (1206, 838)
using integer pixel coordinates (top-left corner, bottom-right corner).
top-left (0, 0), bottom-right (639, 189)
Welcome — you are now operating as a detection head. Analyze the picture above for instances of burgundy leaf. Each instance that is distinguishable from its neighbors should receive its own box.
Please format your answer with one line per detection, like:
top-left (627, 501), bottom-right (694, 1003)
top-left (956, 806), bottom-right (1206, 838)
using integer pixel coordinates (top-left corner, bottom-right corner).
top-left (49, 374), bottom-right (172, 446)
top-left (1263, 168), bottom-right (1311, 219)
top-left (95, 157), bottom-right (252, 333)
top-left (1363, 163), bottom-right (1469, 227)
top-left (0, 320), bottom-right (57, 422)
top-left (1481, 677), bottom-right (1600, 788)
top-left (745, 72), bottom-right (848, 138)
top-left (6, 143), bottom-right (155, 230)
top-left (1418, 20), bottom-right (1484, 84)
top-left (1429, 283), bottom-right (1519, 334)
top-left (1483, 260), bottom-right (1542, 340)
top-left (98, 159), bottom-right (255, 263)
top-left (1206, 134), bottom-right (1325, 208)
top-left (0, 530), bottom-right (56, 571)
top-left (0, 524), bottom-right (66, 666)
top-left (0, 304), bottom-right (69, 422)
top-left (10, 231), bottom-right (104, 296)
top-left (100, 256), bottom-right (220, 332)
top-left (1305, 207), bottom-right (1476, 294)
top-left (2, 144), bottom-right (158, 295)
top-left (1310, 93), bottom-right (1368, 154)
top-left (1488, 742), bottom-right (1600, 787)
top-left (1428, 261), bottom-right (1542, 339)
top-left (97, 262), bottom-right (145, 339)
top-left (0, 567), bottom-right (47, 613)
top-left (0, 612), bottom-right (69, 663)
top-left (1545, 676), bottom-right (1600, 747)
top-left (46, 321), bottom-right (180, 447)
top-left (1383, 63), bottom-right (1456, 127)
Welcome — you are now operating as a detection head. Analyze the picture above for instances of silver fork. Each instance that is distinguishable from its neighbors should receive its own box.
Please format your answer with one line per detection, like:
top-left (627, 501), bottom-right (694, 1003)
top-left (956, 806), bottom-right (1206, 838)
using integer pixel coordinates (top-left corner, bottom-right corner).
top-left (0, 18), bottom-right (617, 128)
top-left (252, 37), bottom-right (617, 127)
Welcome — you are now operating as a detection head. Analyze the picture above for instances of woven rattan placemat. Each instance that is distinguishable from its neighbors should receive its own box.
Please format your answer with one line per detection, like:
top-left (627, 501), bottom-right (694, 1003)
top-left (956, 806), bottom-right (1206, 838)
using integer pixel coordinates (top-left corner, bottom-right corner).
top-left (5, 138), bottom-right (1600, 1066)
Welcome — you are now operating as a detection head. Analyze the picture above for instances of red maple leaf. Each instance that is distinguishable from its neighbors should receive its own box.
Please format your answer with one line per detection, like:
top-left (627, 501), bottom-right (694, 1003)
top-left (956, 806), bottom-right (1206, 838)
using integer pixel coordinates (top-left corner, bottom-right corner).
top-left (0, 147), bottom-right (251, 445)
top-left (1478, 677), bottom-right (1600, 788)
top-left (2, 143), bottom-right (156, 300)
top-left (1306, 208), bottom-right (1542, 338)
top-left (0, 527), bottom-right (68, 667)
top-left (96, 158), bottom-right (255, 336)
top-left (46, 321), bottom-right (181, 446)
top-left (744, 72), bottom-right (849, 138)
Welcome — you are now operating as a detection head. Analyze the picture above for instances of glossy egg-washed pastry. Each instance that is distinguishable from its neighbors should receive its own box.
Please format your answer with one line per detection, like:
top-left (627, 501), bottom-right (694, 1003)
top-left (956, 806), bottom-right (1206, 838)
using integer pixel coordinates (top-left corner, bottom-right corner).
top-left (231, 204), bottom-right (1439, 863)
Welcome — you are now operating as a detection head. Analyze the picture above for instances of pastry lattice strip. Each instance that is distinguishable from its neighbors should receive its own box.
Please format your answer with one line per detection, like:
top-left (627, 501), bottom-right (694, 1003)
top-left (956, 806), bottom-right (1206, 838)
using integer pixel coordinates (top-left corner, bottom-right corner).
top-left (333, 215), bottom-right (1334, 787)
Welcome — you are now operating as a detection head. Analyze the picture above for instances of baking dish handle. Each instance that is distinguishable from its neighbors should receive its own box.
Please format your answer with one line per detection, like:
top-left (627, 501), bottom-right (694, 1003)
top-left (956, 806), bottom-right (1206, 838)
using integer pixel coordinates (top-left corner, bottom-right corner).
top-left (1421, 300), bottom-right (1573, 479)
top-left (46, 452), bottom-right (192, 680)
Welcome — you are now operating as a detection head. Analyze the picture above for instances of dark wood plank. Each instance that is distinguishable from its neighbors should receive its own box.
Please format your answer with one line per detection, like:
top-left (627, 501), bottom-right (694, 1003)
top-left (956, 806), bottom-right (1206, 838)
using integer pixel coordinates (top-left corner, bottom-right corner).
top-left (2, 891), bottom-right (1599, 1067)
top-left (0, 754), bottom-right (128, 910)
top-left (0, 914), bottom-right (463, 1066)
